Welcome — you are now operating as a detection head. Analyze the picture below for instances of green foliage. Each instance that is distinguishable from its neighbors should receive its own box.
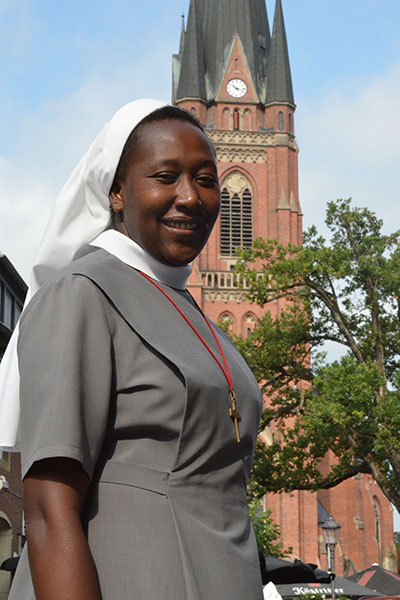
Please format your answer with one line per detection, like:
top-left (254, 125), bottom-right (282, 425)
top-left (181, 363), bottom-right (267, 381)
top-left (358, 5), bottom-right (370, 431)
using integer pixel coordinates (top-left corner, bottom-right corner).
top-left (394, 532), bottom-right (400, 573)
top-left (236, 199), bottom-right (400, 512)
top-left (248, 500), bottom-right (292, 557)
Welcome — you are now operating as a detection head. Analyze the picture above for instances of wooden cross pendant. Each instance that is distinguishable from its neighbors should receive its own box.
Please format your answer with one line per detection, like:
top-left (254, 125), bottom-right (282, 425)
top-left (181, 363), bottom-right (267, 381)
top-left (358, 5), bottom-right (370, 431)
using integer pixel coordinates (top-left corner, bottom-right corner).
top-left (228, 392), bottom-right (241, 443)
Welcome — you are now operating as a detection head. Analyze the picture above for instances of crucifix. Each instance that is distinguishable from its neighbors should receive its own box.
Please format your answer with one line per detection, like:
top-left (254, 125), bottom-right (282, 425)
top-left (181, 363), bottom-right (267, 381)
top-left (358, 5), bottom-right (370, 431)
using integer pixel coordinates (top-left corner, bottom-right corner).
top-left (229, 392), bottom-right (241, 443)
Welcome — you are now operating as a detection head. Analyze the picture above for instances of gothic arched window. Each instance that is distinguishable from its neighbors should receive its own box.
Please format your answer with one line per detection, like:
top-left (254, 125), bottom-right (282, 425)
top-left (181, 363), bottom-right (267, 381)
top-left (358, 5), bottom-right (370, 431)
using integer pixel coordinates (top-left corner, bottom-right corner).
top-left (233, 109), bottom-right (240, 130)
top-left (222, 108), bottom-right (230, 129)
top-left (243, 109), bottom-right (251, 131)
top-left (220, 176), bottom-right (253, 256)
top-left (278, 111), bottom-right (284, 131)
top-left (242, 312), bottom-right (256, 337)
top-left (219, 312), bottom-right (235, 333)
top-left (373, 496), bottom-right (382, 563)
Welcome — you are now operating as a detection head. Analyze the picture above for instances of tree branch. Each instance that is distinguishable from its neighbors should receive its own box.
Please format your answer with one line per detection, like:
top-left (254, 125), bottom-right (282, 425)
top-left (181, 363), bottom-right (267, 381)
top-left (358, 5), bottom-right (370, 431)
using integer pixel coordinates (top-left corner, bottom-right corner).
top-left (305, 277), bottom-right (365, 363)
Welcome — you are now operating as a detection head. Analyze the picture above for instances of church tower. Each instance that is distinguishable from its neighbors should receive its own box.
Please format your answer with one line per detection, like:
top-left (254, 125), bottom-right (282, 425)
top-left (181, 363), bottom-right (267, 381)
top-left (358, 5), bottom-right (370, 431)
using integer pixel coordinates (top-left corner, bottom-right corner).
top-left (172, 0), bottom-right (396, 575)
top-left (173, 0), bottom-right (301, 331)
top-left (172, 0), bottom-right (319, 566)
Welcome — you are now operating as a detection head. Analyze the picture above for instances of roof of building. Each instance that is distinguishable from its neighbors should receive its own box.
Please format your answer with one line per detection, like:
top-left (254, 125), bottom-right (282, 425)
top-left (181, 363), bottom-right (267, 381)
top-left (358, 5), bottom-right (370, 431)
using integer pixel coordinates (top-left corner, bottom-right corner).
top-left (176, 0), bottom-right (207, 100)
top-left (0, 254), bottom-right (27, 301)
top-left (175, 0), bottom-right (273, 103)
top-left (317, 499), bottom-right (330, 526)
top-left (348, 565), bottom-right (400, 596)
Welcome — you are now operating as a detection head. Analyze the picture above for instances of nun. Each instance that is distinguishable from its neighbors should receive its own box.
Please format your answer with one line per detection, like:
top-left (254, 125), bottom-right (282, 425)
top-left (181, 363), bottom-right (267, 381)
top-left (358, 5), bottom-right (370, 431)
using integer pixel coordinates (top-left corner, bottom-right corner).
top-left (0, 99), bottom-right (263, 600)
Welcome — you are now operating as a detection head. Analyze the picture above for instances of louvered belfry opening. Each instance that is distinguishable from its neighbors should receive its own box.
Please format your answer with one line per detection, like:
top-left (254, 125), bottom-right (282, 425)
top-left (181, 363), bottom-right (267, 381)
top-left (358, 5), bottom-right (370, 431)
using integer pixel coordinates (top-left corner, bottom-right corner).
top-left (220, 186), bottom-right (253, 256)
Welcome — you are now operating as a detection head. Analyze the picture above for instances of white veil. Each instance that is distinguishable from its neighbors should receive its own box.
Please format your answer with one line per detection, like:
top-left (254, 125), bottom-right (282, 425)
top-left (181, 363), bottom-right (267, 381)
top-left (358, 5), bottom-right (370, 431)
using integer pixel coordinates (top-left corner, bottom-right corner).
top-left (0, 98), bottom-right (166, 450)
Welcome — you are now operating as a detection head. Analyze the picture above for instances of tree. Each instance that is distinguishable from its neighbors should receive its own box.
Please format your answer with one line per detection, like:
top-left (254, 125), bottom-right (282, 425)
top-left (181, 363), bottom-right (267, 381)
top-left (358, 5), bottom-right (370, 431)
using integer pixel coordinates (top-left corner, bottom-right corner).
top-left (236, 199), bottom-right (400, 513)
top-left (394, 532), bottom-right (400, 573)
top-left (248, 500), bottom-right (292, 557)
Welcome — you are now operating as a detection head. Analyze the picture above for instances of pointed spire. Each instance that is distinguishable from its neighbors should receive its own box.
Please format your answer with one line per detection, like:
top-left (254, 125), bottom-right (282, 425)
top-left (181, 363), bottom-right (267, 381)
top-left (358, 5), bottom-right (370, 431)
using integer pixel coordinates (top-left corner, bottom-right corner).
top-left (266, 0), bottom-right (294, 105)
top-left (204, 0), bottom-right (270, 100)
top-left (174, 0), bottom-right (270, 102)
top-left (176, 0), bottom-right (206, 100)
top-left (179, 13), bottom-right (185, 55)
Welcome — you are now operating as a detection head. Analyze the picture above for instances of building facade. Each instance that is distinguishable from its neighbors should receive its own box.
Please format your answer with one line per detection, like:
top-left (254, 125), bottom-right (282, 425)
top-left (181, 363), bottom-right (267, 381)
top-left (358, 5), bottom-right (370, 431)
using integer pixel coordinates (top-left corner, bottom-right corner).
top-left (172, 0), bottom-right (397, 575)
top-left (0, 254), bottom-right (26, 599)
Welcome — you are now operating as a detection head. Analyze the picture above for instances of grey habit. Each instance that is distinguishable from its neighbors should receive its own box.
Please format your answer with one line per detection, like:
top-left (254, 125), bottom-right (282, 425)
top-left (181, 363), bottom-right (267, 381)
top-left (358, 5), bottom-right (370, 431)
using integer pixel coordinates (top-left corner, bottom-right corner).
top-left (10, 249), bottom-right (263, 600)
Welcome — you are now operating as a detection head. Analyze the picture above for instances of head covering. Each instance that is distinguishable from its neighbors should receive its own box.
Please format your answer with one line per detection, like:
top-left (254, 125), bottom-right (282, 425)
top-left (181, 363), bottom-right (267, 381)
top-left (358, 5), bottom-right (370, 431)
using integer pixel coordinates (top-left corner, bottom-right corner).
top-left (0, 98), bottom-right (167, 450)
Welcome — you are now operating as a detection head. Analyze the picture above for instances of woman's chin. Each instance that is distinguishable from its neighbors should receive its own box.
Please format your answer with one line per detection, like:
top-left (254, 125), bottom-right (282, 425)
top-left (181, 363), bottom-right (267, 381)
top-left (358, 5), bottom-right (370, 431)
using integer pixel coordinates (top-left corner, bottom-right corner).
top-left (145, 241), bottom-right (203, 267)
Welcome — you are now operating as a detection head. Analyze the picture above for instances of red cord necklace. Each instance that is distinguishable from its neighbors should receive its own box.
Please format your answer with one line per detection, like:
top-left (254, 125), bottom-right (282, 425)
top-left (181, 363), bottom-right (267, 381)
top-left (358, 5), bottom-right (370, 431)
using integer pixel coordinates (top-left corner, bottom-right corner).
top-left (139, 271), bottom-right (241, 443)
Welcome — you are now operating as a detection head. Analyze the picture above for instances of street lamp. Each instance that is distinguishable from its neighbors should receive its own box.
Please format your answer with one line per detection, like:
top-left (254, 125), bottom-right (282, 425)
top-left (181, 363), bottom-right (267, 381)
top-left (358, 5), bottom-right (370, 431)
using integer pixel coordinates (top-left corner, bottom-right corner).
top-left (322, 514), bottom-right (341, 600)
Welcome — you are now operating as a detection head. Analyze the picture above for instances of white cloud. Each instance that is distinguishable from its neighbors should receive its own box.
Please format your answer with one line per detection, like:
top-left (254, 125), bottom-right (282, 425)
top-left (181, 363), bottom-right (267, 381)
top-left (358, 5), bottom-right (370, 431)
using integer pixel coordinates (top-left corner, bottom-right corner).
top-left (4, 48), bottom-right (400, 284)
top-left (0, 156), bottom-right (50, 282)
top-left (0, 52), bottom-right (173, 281)
top-left (297, 61), bottom-right (400, 237)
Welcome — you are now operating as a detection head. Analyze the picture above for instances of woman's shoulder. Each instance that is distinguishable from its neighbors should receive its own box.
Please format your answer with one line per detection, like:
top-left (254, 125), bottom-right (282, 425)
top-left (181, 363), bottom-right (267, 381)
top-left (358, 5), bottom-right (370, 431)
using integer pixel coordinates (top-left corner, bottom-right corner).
top-left (20, 249), bottom-right (121, 327)
top-left (34, 247), bottom-right (132, 297)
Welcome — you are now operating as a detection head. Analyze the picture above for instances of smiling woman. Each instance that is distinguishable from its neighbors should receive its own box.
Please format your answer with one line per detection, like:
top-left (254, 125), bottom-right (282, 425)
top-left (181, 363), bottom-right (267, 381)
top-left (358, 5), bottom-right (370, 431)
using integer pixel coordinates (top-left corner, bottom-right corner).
top-left (109, 108), bottom-right (220, 266)
top-left (2, 99), bottom-right (264, 600)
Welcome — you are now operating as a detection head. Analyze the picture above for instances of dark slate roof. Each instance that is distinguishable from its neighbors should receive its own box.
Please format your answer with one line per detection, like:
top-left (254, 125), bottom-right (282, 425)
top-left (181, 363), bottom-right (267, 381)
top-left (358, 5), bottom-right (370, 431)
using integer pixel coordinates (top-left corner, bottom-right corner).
top-left (176, 0), bottom-right (207, 100)
top-left (317, 500), bottom-right (330, 526)
top-left (266, 0), bottom-right (294, 105)
top-left (348, 565), bottom-right (400, 596)
top-left (176, 0), bottom-right (271, 102)
top-left (0, 254), bottom-right (27, 302)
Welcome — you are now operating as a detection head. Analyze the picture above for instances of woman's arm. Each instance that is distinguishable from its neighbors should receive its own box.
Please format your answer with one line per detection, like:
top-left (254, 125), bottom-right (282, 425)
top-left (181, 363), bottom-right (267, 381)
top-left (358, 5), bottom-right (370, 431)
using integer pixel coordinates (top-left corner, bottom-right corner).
top-left (24, 457), bottom-right (101, 600)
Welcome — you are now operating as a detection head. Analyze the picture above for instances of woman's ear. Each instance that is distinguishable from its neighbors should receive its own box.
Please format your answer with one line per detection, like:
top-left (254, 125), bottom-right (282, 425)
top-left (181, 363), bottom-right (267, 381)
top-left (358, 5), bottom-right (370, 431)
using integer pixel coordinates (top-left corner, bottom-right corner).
top-left (109, 180), bottom-right (125, 213)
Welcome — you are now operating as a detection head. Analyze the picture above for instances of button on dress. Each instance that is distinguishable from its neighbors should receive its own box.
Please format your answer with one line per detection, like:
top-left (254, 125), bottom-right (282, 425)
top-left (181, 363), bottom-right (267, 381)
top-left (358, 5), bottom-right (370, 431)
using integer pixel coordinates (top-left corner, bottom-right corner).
top-left (10, 249), bottom-right (264, 600)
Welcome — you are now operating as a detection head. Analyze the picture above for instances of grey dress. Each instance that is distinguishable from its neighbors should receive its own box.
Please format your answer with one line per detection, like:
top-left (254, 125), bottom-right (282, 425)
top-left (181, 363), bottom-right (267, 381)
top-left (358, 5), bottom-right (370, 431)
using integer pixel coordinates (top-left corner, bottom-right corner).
top-left (10, 249), bottom-right (263, 600)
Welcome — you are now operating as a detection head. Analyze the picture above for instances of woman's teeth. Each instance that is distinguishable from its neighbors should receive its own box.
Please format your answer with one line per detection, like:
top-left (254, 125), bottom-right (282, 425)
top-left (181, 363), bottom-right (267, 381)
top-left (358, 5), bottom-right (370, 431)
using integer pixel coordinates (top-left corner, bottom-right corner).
top-left (164, 221), bottom-right (198, 230)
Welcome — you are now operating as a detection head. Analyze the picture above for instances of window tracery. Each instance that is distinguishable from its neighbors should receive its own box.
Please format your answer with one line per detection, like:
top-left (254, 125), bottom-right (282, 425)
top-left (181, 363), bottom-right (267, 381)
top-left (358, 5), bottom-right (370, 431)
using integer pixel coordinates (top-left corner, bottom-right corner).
top-left (220, 172), bottom-right (253, 256)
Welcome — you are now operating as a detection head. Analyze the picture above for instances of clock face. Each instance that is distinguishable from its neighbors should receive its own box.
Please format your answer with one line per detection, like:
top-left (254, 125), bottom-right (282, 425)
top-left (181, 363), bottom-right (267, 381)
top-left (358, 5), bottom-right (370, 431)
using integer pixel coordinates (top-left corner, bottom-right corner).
top-left (226, 78), bottom-right (247, 98)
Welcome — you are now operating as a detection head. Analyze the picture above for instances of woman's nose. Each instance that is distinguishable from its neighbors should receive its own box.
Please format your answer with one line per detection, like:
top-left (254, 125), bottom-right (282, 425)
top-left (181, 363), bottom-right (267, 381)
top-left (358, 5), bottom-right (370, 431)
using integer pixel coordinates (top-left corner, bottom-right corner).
top-left (175, 177), bottom-right (199, 207)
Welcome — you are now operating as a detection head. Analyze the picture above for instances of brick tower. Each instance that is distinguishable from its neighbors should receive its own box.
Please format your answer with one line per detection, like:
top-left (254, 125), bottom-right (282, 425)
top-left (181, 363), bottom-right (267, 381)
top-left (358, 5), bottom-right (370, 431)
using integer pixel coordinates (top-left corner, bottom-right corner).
top-left (173, 0), bottom-right (301, 328)
top-left (172, 0), bottom-right (397, 575)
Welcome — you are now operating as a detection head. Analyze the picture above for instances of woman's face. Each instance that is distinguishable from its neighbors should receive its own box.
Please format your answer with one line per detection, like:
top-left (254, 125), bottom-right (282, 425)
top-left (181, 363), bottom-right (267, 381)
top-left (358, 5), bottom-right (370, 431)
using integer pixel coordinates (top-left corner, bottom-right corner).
top-left (110, 119), bottom-right (220, 267)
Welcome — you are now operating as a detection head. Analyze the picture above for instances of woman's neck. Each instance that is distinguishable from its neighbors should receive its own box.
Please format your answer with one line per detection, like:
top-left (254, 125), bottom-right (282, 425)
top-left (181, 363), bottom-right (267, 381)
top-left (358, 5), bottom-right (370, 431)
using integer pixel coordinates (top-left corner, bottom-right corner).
top-left (90, 230), bottom-right (192, 290)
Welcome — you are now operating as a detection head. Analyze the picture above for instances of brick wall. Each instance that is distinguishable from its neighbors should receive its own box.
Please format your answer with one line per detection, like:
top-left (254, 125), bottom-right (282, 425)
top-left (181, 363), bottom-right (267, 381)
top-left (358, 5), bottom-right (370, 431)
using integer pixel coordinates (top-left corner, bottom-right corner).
top-left (0, 452), bottom-right (23, 555)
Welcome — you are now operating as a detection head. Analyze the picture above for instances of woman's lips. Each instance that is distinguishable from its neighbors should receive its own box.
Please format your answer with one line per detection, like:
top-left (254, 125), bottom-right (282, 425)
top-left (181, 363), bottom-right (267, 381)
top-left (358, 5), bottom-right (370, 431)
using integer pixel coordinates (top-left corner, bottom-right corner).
top-left (162, 219), bottom-right (201, 232)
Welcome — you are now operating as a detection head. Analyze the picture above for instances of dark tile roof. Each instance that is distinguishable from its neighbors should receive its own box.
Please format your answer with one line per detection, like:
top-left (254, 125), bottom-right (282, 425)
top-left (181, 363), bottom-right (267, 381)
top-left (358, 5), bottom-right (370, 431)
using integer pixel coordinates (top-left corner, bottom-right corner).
top-left (317, 499), bottom-right (331, 525)
top-left (348, 566), bottom-right (400, 596)
top-left (266, 0), bottom-right (294, 105)
top-left (0, 254), bottom-right (27, 302)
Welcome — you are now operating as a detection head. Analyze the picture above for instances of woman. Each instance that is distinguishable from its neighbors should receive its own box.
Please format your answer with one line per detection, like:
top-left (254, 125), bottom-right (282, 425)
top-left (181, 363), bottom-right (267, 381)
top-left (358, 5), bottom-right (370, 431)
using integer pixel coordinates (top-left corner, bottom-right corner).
top-left (5, 99), bottom-right (263, 599)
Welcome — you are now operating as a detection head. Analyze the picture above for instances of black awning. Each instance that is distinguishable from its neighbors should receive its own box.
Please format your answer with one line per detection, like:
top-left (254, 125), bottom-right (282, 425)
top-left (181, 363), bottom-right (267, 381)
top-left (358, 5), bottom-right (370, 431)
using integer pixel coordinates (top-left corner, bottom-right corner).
top-left (0, 556), bottom-right (19, 572)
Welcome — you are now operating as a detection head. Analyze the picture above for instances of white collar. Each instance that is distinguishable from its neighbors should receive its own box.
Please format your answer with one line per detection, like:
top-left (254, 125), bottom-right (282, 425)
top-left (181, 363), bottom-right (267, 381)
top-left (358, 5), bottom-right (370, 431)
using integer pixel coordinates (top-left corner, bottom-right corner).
top-left (90, 230), bottom-right (192, 290)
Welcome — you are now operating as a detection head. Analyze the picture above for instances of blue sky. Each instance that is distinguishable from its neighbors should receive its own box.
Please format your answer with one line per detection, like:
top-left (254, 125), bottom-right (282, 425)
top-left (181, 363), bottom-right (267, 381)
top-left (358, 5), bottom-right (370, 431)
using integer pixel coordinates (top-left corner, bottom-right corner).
top-left (1, 0), bottom-right (400, 526)
top-left (1, 0), bottom-right (399, 279)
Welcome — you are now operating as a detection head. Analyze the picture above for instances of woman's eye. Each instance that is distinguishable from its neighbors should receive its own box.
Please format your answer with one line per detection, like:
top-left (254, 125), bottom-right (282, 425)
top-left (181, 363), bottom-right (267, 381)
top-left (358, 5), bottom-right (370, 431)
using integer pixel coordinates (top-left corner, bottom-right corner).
top-left (197, 175), bottom-right (217, 187)
top-left (155, 173), bottom-right (177, 184)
